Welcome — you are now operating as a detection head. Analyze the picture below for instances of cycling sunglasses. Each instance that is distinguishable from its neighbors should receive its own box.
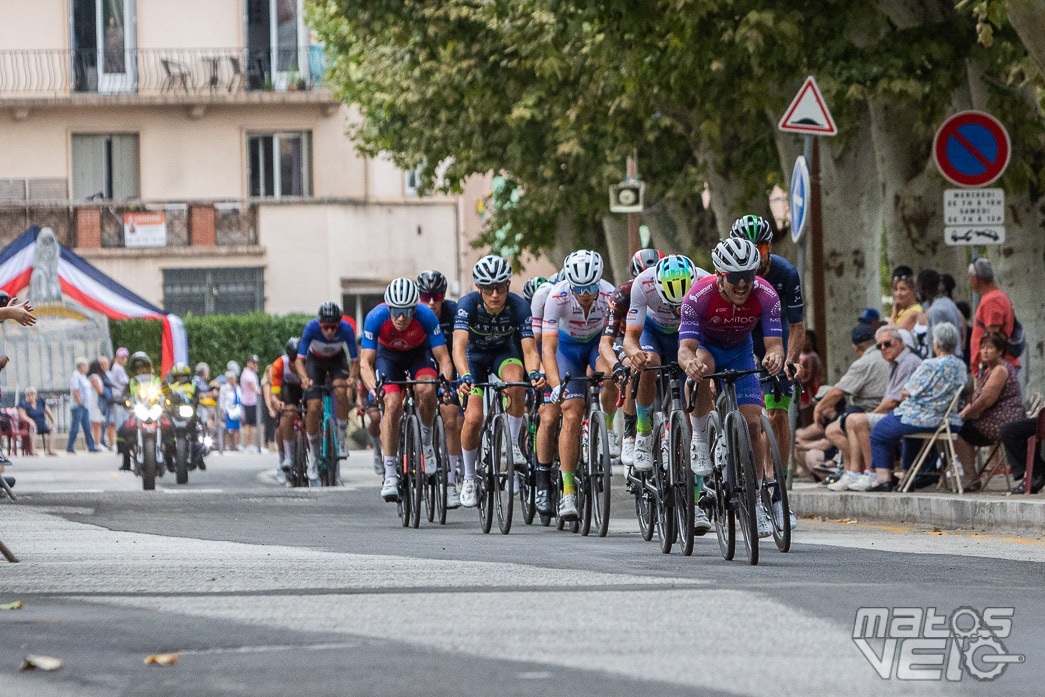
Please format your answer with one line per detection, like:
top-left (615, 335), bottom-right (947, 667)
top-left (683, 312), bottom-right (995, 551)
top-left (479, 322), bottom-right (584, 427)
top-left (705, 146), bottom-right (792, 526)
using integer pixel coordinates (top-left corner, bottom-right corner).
top-left (319, 322), bottom-right (339, 330)
top-left (420, 292), bottom-right (444, 304)
top-left (478, 282), bottom-right (509, 294)
top-left (389, 306), bottom-right (414, 319)
top-left (719, 269), bottom-right (756, 285)
top-left (571, 283), bottom-right (599, 296)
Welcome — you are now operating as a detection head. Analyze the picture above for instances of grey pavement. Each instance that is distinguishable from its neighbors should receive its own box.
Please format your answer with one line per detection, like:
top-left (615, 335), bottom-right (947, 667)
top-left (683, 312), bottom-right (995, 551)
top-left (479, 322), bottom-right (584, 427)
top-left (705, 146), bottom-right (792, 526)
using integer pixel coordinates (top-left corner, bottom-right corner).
top-left (0, 449), bottom-right (1042, 696)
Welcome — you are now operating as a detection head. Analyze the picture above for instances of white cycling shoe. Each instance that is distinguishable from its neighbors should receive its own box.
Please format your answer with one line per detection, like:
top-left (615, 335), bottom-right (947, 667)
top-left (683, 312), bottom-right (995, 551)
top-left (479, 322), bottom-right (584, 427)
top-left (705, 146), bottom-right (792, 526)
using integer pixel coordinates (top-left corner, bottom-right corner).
top-left (511, 443), bottom-right (526, 466)
top-left (755, 505), bottom-right (773, 538)
top-left (694, 507), bottom-right (712, 535)
top-left (608, 429), bottom-right (622, 458)
top-left (558, 493), bottom-right (579, 521)
top-left (460, 479), bottom-right (478, 508)
top-left (632, 433), bottom-right (654, 472)
top-left (620, 435), bottom-right (635, 466)
top-left (690, 438), bottom-right (712, 476)
top-left (381, 475), bottom-right (399, 501)
top-left (772, 500), bottom-right (797, 530)
top-left (445, 482), bottom-right (461, 509)
top-left (422, 443), bottom-right (437, 473)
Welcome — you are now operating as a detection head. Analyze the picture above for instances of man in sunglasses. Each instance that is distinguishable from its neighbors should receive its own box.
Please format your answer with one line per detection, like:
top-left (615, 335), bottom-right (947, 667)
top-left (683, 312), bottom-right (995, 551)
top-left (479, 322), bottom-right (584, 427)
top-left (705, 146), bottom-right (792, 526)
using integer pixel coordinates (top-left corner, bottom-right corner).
top-left (729, 215), bottom-right (804, 527)
top-left (679, 238), bottom-right (784, 538)
top-left (539, 250), bottom-right (616, 520)
top-left (361, 278), bottom-right (455, 502)
top-left (296, 301), bottom-right (359, 485)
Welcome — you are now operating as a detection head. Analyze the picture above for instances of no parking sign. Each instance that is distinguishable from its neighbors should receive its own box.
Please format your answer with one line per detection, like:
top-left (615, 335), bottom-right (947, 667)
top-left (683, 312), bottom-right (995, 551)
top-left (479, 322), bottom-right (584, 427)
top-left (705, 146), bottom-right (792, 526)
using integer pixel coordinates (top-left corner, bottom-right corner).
top-left (932, 111), bottom-right (1010, 187)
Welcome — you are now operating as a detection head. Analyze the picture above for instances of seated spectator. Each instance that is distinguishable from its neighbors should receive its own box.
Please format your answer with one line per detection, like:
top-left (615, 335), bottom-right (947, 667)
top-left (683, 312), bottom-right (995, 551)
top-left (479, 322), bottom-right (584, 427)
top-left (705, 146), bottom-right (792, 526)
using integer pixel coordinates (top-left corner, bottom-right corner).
top-left (794, 386), bottom-right (839, 479)
top-left (798, 329), bottom-right (823, 427)
top-left (953, 331), bottom-right (1024, 492)
top-left (868, 322), bottom-right (967, 491)
top-left (888, 266), bottom-right (922, 332)
top-left (999, 417), bottom-right (1045, 494)
top-left (858, 307), bottom-right (883, 333)
top-left (827, 326), bottom-right (922, 491)
top-left (17, 387), bottom-right (58, 456)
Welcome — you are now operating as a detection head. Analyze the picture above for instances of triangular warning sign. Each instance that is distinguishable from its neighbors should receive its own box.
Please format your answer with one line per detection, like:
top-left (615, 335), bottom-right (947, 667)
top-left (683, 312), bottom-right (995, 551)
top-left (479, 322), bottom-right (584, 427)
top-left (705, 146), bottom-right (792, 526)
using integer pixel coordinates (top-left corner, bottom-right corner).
top-left (778, 76), bottom-right (837, 136)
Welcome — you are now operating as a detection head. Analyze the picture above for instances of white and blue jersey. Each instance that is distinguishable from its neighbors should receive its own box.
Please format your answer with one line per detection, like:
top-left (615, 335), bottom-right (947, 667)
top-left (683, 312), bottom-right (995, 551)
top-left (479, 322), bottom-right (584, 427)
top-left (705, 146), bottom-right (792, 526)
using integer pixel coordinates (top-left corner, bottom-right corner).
top-left (298, 319), bottom-right (360, 361)
top-left (542, 279), bottom-right (614, 400)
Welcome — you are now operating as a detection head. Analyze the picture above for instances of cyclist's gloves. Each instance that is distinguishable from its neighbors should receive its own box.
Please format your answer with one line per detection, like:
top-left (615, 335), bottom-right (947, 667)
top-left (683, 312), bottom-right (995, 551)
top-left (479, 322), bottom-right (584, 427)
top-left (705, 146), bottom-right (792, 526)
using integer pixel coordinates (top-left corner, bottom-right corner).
top-left (612, 361), bottom-right (629, 382)
top-left (459, 373), bottom-right (475, 389)
top-left (528, 370), bottom-right (543, 384)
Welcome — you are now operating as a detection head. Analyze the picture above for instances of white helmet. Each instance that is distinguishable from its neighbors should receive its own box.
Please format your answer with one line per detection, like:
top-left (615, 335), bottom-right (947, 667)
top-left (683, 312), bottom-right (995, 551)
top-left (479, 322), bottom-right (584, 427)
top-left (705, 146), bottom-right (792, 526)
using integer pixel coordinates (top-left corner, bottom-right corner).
top-left (563, 249), bottom-right (603, 287)
top-left (472, 255), bottom-right (512, 285)
top-left (384, 277), bottom-right (420, 309)
top-left (712, 238), bottom-right (761, 274)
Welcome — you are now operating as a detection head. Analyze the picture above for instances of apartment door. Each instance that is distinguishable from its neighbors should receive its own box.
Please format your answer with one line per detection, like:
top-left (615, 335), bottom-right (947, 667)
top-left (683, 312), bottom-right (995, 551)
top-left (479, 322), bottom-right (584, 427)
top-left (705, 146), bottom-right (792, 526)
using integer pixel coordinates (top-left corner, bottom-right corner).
top-left (245, 0), bottom-right (305, 90)
top-left (71, 0), bottom-right (137, 93)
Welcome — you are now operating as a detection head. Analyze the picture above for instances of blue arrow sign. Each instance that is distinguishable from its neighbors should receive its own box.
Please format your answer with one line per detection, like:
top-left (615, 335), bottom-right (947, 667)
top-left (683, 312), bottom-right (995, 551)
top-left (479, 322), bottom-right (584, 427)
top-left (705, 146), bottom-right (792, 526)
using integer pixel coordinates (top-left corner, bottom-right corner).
top-left (790, 156), bottom-right (810, 243)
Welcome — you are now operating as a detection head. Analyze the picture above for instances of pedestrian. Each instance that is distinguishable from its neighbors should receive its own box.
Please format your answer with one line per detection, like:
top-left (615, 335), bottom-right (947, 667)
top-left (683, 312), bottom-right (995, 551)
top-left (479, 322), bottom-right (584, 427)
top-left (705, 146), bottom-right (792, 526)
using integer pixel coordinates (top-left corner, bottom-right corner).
top-left (109, 347), bottom-right (130, 434)
top-left (240, 355), bottom-right (260, 452)
top-left (67, 358), bottom-right (98, 453)
top-left (261, 362), bottom-right (278, 453)
top-left (18, 387), bottom-right (58, 456)
top-left (888, 266), bottom-right (921, 332)
top-left (968, 258), bottom-right (1020, 376)
top-left (220, 372), bottom-right (241, 451)
top-left (87, 359), bottom-right (107, 448)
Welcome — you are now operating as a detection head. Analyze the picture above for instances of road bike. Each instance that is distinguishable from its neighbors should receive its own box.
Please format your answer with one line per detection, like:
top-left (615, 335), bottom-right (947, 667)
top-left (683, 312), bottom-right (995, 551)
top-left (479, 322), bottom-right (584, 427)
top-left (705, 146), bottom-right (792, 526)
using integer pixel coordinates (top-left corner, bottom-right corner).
top-left (282, 404), bottom-right (309, 488)
top-left (466, 380), bottom-right (531, 534)
top-left (555, 372), bottom-right (614, 537)
top-left (312, 384), bottom-right (347, 488)
top-left (518, 386), bottom-right (541, 525)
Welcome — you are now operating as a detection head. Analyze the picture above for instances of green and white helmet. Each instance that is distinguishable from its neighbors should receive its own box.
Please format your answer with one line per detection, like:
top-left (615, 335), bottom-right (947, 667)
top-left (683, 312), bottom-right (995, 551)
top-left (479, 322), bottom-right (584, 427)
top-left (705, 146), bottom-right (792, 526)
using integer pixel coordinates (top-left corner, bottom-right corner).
top-left (654, 255), bottom-right (697, 306)
top-left (729, 215), bottom-right (773, 245)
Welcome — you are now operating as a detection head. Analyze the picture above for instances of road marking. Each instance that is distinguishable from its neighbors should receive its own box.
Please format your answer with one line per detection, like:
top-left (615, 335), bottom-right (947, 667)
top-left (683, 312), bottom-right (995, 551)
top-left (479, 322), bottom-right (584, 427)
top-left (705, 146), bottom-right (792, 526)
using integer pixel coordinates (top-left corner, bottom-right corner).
top-left (175, 641), bottom-right (361, 656)
top-left (160, 488), bottom-right (225, 494)
top-left (809, 518), bottom-right (1045, 545)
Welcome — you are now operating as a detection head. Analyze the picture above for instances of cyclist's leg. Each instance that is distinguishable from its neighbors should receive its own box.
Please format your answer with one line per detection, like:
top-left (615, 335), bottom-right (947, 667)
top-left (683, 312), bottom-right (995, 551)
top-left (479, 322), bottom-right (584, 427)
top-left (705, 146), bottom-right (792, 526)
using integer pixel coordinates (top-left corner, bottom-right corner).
top-left (633, 323), bottom-right (664, 467)
top-left (410, 350), bottom-right (440, 467)
top-left (554, 339), bottom-right (591, 490)
top-left (329, 351), bottom-right (352, 450)
top-left (460, 348), bottom-right (493, 483)
top-left (303, 356), bottom-right (327, 458)
top-left (494, 345), bottom-right (527, 442)
top-left (440, 398), bottom-right (462, 484)
top-left (375, 349), bottom-right (408, 483)
top-left (763, 374), bottom-right (794, 476)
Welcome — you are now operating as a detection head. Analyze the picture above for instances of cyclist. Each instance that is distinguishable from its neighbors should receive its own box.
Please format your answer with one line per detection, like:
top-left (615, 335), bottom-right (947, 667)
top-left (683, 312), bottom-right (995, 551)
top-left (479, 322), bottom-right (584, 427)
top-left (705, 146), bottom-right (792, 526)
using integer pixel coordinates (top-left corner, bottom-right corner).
top-left (541, 250), bottom-right (615, 519)
top-left (529, 270), bottom-right (563, 514)
top-left (454, 255), bottom-right (544, 508)
top-left (522, 276), bottom-right (547, 305)
top-left (599, 248), bottom-right (663, 466)
top-left (362, 278), bottom-right (455, 502)
top-left (269, 337), bottom-right (303, 485)
top-left (296, 302), bottom-right (360, 485)
top-left (678, 238), bottom-right (784, 538)
top-left (730, 215), bottom-right (803, 530)
top-left (417, 269), bottom-right (462, 507)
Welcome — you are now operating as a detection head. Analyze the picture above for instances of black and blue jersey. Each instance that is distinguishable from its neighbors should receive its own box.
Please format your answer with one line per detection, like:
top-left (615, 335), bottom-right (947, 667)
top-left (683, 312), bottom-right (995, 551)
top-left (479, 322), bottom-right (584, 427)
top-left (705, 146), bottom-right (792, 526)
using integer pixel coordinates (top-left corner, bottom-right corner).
top-left (453, 291), bottom-right (533, 352)
top-left (752, 254), bottom-right (804, 358)
top-left (437, 299), bottom-right (458, 339)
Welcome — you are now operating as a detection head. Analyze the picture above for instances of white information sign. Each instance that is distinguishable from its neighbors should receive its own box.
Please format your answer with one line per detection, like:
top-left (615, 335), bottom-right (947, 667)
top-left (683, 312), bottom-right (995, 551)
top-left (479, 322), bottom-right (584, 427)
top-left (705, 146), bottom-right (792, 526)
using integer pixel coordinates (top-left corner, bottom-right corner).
top-left (943, 188), bottom-right (1004, 226)
top-left (944, 226), bottom-right (1005, 246)
top-left (123, 212), bottom-right (167, 248)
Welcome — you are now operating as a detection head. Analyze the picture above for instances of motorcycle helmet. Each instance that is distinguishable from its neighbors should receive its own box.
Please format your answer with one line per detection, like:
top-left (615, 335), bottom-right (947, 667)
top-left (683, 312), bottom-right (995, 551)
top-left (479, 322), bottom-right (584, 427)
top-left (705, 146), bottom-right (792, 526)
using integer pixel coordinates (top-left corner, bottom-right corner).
top-left (128, 351), bottom-right (153, 377)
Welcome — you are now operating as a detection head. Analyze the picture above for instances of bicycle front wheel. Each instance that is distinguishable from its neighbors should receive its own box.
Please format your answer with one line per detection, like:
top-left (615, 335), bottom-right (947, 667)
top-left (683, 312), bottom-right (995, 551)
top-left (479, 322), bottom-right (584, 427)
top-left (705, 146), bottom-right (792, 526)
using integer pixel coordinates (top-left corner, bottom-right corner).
top-left (519, 413), bottom-right (536, 525)
top-left (493, 413), bottom-right (515, 535)
top-left (635, 474), bottom-right (656, 542)
top-left (434, 415), bottom-right (448, 525)
top-left (293, 426), bottom-right (308, 488)
top-left (760, 414), bottom-right (791, 553)
top-left (728, 411), bottom-right (759, 566)
top-left (407, 415), bottom-right (423, 529)
top-left (706, 412), bottom-right (734, 561)
top-left (397, 423), bottom-right (411, 527)
top-left (477, 429), bottom-right (494, 534)
top-left (588, 411), bottom-right (612, 538)
top-left (653, 418), bottom-right (675, 554)
top-left (670, 409), bottom-right (694, 557)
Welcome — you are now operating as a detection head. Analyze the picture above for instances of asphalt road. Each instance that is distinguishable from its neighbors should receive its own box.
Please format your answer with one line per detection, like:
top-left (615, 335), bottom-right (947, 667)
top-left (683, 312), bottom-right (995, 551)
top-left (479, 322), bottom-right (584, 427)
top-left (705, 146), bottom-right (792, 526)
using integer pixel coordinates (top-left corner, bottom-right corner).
top-left (1, 449), bottom-right (1042, 696)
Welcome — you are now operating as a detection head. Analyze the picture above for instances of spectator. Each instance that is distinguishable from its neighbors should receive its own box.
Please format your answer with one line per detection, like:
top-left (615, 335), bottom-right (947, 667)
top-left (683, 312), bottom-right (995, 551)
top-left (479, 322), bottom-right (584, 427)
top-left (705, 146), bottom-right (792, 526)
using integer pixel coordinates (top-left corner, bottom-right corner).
top-left (18, 387), bottom-right (57, 456)
top-left (915, 269), bottom-right (965, 359)
top-left (97, 355), bottom-right (117, 448)
top-left (968, 258), bottom-right (1019, 376)
top-left (868, 322), bottom-right (966, 492)
top-left (261, 363), bottom-right (277, 454)
top-left (67, 358), bottom-right (98, 453)
top-left (956, 301), bottom-right (973, 371)
top-left (87, 359), bottom-right (108, 449)
top-left (953, 331), bottom-right (1024, 492)
top-left (220, 372), bottom-right (242, 451)
top-left (812, 324), bottom-right (891, 428)
top-left (798, 329), bottom-right (823, 427)
top-left (109, 347), bottom-right (130, 432)
top-left (857, 308), bottom-right (883, 333)
top-left (999, 417), bottom-right (1045, 494)
top-left (240, 355), bottom-right (260, 452)
top-left (226, 360), bottom-right (241, 378)
top-left (827, 326), bottom-right (922, 491)
top-left (888, 265), bottom-right (921, 332)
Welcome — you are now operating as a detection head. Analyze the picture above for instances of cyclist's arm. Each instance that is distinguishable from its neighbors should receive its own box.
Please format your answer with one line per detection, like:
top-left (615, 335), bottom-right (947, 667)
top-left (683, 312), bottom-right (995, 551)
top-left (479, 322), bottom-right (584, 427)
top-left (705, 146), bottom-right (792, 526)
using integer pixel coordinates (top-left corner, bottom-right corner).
top-left (359, 348), bottom-right (378, 393)
top-left (598, 334), bottom-right (620, 368)
top-left (762, 336), bottom-right (785, 375)
top-left (542, 332), bottom-right (561, 390)
top-left (452, 329), bottom-right (470, 379)
top-left (295, 354), bottom-right (309, 385)
top-left (521, 336), bottom-right (540, 378)
top-left (679, 338), bottom-right (712, 381)
top-left (431, 344), bottom-right (454, 383)
top-left (786, 320), bottom-right (805, 376)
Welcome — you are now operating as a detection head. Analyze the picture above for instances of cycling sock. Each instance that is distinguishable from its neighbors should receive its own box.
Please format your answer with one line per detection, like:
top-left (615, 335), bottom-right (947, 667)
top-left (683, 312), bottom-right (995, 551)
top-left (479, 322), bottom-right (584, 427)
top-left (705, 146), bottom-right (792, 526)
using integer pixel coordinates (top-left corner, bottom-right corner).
top-left (448, 455), bottom-right (461, 484)
top-left (308, 434), bottom-right (322, 463)
top-left (605, 411), bottom-right (615, 429)
top-left (463, 447), bottom-right (478, 480)
top-left (383, 456), bottom-right (397, 480)
top-left (282, 440), bottom-right (295, 466)
top-left (336, 419), bottom-right (348, 441)
top-left (690, 413), bottom-right (709, 444)
top-left (624, 413), bottom-right (637, 439)
top-left (372, 433), bottom-right (383, 458)
top-left (507, 414), bottom-right (523, 444)
top-left (537, 463), bottom-right (552, 491)
top-left (636, 404), bottom-right (652, 434)
top-left (562, 471), bottom-right (576, 495)
top-left (420, 423), bottom-right (432, 445)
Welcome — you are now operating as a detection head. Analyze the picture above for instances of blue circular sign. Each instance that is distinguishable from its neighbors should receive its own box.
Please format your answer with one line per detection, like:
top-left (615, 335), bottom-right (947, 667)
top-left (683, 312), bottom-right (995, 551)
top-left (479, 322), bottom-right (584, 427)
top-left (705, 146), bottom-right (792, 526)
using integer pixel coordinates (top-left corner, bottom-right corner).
top-left (790, 156), bottom-right (810, 243)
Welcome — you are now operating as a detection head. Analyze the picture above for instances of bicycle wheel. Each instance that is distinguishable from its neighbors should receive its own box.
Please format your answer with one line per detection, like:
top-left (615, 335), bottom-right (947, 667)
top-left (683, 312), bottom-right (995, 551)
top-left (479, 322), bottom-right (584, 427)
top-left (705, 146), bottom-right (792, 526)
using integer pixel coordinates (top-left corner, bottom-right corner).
top-left (760, 414), bottom-right (791, 553)
top-left (670, 409), bottom-right (694, 556)
top-left (493, 413), bottom-right (515, 535)
top-left (588, 410), bottom-right (612, 538)
top-left (434, 415), bottom-right (448, 525)
top-left (653, 417), bottom-right (675, 554)
top-left (324, 418), bottom-right (339, 487)
top-left (477, 429), bottom-right (494, 534)
top-left (407, 416), bottom-right (423, 529)
top-left (635, 472), bottom-right (656, 542)
top-left (576, 419), bottom-right (592, 537)
top-left (519, 413), bottom-right (536, 525)
top-left (728, 411), bottom-right (759, 566)
top-left (397, 423), bottom-right (411, 527)
top-left (293, 426), bottom-right (308, 487)
top-left (706, 412), bottom-right (734, 561)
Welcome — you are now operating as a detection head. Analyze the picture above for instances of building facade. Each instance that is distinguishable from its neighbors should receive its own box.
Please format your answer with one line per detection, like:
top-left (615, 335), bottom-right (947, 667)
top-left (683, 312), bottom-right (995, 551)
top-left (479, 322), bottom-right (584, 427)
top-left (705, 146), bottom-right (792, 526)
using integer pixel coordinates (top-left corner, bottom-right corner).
top-left (0, 0), bottom-right (537, 327)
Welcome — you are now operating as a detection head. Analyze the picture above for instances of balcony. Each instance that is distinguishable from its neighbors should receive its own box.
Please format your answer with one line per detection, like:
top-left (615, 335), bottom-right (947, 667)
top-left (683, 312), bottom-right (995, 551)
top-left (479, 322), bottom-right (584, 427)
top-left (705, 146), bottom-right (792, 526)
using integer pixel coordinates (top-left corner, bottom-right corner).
top-left (0, 47), bottom-right (339, 106)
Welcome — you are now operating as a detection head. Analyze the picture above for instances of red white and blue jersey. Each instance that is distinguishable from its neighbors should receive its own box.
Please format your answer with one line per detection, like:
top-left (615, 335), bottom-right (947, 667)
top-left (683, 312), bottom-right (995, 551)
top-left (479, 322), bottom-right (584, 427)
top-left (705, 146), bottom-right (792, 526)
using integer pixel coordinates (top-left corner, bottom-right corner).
top-left (298, 319), bottom-right (360, 360)
top-left (361, 303), bottom-right (445, 352)
top-left (679, 276), bottom-right (782, 350)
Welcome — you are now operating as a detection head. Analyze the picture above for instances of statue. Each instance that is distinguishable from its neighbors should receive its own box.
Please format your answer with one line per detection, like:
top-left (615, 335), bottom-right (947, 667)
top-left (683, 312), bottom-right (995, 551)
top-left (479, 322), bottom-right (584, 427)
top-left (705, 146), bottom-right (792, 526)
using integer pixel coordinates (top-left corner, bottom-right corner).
top-left (29, 227), bottom-right (62, 303)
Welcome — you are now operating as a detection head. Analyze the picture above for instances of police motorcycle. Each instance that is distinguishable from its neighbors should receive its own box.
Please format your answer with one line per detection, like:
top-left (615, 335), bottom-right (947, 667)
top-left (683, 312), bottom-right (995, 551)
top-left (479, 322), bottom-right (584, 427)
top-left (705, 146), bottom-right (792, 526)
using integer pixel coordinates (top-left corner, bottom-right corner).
top-left (120, 352), bottom-right (169, 491)
top-left (164, 363), bottom-right (206, 484)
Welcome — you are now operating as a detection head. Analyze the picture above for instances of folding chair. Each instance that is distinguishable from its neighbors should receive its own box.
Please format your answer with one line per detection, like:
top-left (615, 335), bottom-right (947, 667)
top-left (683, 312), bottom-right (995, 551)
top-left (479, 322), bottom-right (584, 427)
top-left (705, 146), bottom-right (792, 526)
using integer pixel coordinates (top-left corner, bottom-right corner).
top-left (898, 390), bottom-right (964, 494)
top-left (1024, 410), bottom-right (1045, 494)
top-left (977, 442), bottom-right (1010, 490)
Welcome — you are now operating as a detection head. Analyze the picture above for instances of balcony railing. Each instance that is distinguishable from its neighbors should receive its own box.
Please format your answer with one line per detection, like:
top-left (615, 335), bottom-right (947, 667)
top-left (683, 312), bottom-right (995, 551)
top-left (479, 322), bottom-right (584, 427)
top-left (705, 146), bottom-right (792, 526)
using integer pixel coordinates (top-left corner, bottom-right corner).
top-left (0, 47), bottom-right (328, 98)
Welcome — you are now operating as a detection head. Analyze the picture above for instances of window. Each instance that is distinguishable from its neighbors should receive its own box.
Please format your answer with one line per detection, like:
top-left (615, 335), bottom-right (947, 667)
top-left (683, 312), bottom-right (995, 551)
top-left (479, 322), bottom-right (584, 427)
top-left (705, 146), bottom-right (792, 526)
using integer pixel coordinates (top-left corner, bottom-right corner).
top-left (405, 167), bottom-right (421, 196)
top-left (342, 290), bottom-right (384, 330)
top-left (248, 131), bottom-right (311, 197)
top-left (163, 267), bottom-right (264, 315)
top-left (71, 133), bottom-right (140, 200)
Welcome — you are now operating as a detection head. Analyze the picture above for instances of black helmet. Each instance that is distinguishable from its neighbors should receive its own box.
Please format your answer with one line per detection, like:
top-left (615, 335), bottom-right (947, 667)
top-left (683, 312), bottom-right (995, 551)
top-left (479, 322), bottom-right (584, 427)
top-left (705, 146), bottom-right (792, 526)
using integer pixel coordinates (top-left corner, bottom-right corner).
top-left (318, 302), bottom-right (341, 323)
top-left (630, 248), bottom-right (664, 278)
top-left (521, 276), bottom-right (547, 303)
top-left (128, 351), bottom-right (153, 376)
top-left (416, 270), bottom-right (448, 295)
top-left (0, 290), bottom-right (9, 308)
top-left (729, 215), bottom-right (774, 245)
top-left (285, 337), bottom-right (300, 356)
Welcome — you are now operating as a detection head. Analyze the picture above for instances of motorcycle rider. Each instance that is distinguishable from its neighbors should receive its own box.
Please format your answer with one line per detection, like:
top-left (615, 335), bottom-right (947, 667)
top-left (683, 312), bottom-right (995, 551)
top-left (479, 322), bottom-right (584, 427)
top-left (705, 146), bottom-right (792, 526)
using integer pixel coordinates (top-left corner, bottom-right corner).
top-left (165, 362), bottom-right (206, 472)
top-left (117, 352), bottom-right (172, 471)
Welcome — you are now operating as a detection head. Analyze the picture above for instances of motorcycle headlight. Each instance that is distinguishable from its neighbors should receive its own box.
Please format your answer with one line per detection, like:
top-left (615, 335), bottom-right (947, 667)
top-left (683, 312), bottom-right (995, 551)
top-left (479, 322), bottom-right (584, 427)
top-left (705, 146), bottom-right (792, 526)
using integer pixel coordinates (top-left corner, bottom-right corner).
top-left (178, 405), bottom-right (194, 418)
top-left (148, 404), bottom-right (163, 420)
top-left (133, 403), bottom-right (150, 419)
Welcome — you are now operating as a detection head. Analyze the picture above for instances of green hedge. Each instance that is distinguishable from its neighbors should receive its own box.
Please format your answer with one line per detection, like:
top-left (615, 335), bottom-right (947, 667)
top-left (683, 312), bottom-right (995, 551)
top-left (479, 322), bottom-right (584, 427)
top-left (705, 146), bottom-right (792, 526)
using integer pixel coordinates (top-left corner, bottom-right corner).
top-left (110, 313), bottom-right (314, 373)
